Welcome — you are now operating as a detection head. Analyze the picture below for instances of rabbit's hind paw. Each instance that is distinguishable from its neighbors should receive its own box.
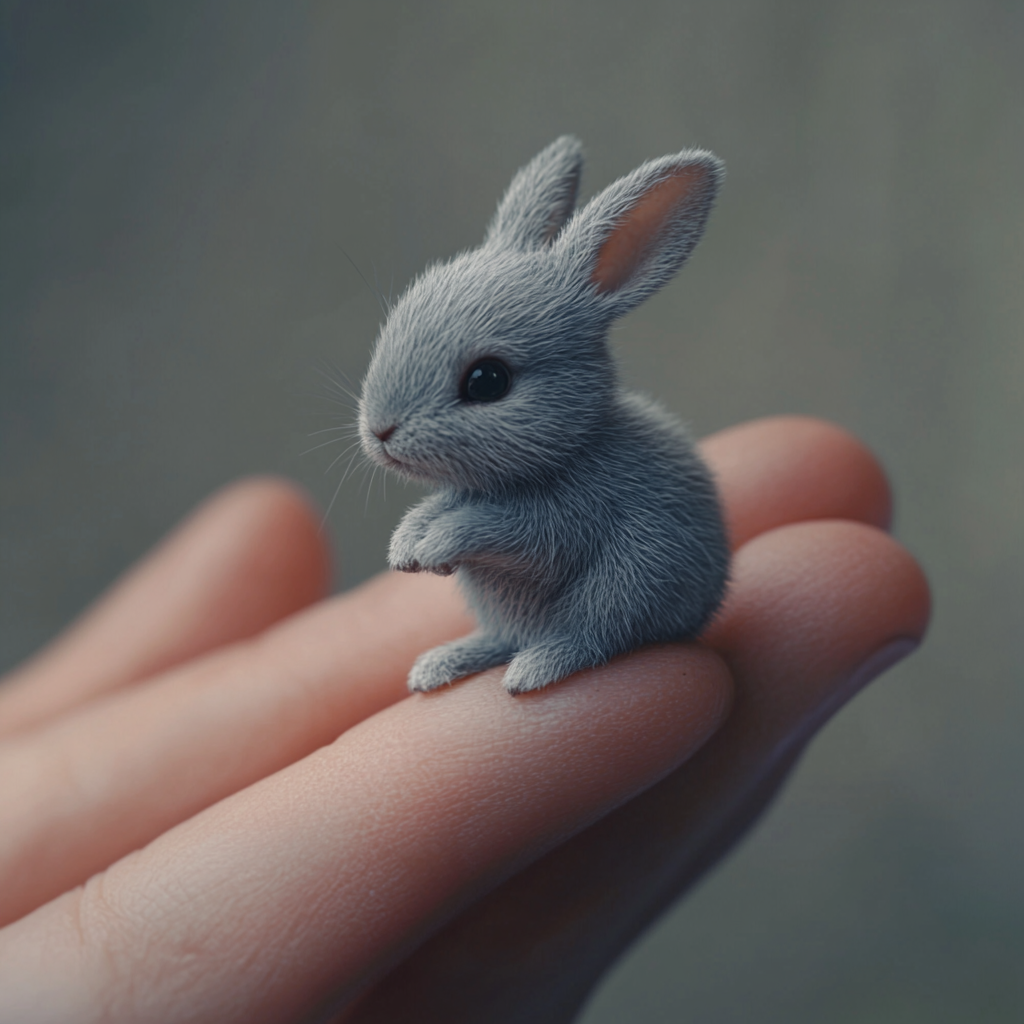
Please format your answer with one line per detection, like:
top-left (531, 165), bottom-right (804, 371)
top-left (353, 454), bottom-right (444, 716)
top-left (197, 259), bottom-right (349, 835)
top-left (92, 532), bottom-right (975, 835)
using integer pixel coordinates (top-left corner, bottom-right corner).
top-left (502, 638), bottom-right (600, 695)
top-left (408, 633), bottom-right (513, 693)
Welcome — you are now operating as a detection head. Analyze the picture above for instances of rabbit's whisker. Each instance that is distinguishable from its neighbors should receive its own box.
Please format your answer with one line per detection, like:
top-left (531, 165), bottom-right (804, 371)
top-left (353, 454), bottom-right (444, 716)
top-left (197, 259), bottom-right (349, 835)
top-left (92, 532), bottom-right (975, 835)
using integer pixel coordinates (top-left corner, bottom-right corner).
top-left (300, 435), bottom-right (360, 458)
top-left (306, 426), bottom-right (360, 438)
top-left (323, 440), bottom-right (365, 475)
top-left (339, 246), bottom-right (389, 319)
top-left (370, 257), bottom-right (391, 314)
top-left (312, 363), bottom-right (361, 404)
top-left (364, 464), bottom-right (380, 516)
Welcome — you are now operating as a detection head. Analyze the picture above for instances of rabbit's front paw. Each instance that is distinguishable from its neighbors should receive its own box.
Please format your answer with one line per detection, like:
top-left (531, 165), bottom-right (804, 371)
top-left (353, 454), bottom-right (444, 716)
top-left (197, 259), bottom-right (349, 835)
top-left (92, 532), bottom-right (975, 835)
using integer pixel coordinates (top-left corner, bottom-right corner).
top-left (388, 545), bottom-right (423, 573)
top-left (409, 526), bottom-right (464, 577)
top-left (388, 536), bottom-right (456, 576)
top-left (425, 562), bottom-right (456, 576)
top-left (411, 551), bottom-right (457, 576)
top-left (388, 516), bottom-right (431, 573)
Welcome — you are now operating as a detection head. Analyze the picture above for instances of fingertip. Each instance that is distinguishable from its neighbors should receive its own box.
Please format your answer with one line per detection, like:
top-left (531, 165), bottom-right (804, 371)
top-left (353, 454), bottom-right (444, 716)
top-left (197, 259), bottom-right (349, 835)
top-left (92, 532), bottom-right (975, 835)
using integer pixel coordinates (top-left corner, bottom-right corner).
top-left (0, 477), bottom-right (334, 737)
top-left (487, 644), bottom-right (735, 790)
top-left (209, 476), bottom-right (334, 604)
top-left (701, 416), bottom-right (893, 548)
top-left (601, 644), bottom-right (735, 746)
top-left (704, 519), bottom-right (930, 723)
top-left (149, 475), bottom-right (334, 650)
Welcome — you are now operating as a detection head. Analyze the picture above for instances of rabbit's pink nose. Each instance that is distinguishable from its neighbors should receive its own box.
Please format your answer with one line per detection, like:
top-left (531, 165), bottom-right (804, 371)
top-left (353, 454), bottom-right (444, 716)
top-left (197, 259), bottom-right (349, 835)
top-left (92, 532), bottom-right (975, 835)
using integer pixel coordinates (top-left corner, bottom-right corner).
top-left (374, 424), bottom-right (397, 443)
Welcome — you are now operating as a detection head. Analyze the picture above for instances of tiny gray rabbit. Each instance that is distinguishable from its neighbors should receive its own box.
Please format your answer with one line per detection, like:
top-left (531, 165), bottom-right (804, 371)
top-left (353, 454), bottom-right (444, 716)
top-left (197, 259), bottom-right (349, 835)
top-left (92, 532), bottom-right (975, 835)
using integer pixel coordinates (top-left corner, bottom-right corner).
top-left (358, 136), bottom-right (730, 695)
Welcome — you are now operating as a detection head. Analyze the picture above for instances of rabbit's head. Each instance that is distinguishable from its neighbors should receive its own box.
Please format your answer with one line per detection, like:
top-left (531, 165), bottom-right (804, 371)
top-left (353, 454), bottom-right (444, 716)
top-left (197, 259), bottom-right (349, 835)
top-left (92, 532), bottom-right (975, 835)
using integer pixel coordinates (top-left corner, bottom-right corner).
top-left (359, 136), bottom-right (723, 491)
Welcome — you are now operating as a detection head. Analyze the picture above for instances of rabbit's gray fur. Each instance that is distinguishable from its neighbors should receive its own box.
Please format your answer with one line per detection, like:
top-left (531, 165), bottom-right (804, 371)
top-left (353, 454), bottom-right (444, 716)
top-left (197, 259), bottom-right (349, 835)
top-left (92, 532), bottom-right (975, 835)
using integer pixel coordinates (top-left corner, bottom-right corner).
top-left (358, 136), bottom-right (730, 694)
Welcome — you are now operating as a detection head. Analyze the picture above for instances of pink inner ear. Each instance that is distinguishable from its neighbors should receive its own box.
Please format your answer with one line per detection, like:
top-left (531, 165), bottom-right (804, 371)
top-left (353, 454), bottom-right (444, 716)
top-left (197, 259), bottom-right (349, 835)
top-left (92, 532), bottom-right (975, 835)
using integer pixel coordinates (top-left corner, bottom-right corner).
top-left (591, 165), bottom-right (707, 294)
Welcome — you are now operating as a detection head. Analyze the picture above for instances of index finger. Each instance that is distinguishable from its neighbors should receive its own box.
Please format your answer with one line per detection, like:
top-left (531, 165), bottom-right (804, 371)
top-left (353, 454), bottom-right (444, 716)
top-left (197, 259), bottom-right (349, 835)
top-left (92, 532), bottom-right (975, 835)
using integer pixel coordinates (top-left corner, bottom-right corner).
top-left (0, 646), bottom-right (733, 1024)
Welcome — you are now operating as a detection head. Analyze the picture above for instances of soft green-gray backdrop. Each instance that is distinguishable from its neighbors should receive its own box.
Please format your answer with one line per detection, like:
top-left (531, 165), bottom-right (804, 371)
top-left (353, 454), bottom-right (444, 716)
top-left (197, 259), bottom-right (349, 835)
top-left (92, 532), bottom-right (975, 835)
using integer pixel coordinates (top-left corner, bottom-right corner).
top-left (2, 1), bottom-right (1022, 1019)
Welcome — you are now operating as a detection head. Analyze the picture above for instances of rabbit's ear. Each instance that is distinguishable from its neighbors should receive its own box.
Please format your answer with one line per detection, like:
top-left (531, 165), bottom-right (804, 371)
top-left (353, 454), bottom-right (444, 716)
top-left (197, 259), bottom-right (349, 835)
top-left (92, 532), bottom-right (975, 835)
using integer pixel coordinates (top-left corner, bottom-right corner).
top-left (484, 136), bottom-right (584, 250)
top-left (562, 149), bottom-right (723, 315)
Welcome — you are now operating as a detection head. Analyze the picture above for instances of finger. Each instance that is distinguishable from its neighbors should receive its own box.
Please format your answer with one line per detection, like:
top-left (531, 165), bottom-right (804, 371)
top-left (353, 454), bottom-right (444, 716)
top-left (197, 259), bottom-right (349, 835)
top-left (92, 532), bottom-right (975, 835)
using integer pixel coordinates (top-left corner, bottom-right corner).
top-left (342, 521), bottom-right (930, 1023)
top-left (0, 646), bottom-right (734, 1024)
top-left (0, 415), bottom-right (886, 731)
top-left (0, 418), bottom-right (889, 925)
top-left (700, 415), bottom-right (892, 548)
top-left (0, 477), bottom-right (331, 737)
top-left (0, 570), bottom-right (471, 928)
top-left (0, 423), bottom-right (901, 1015)
top-left (0, 415), bottom-right (883, 740)
top-left (0, 412), bottom-right (879, 741)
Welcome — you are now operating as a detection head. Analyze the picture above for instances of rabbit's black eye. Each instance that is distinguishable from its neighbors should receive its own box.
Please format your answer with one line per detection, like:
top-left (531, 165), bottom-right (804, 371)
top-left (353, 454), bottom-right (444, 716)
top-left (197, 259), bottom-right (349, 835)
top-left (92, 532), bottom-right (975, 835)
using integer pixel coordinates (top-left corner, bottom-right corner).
top-left (462, 358), bottom-right (511, 402)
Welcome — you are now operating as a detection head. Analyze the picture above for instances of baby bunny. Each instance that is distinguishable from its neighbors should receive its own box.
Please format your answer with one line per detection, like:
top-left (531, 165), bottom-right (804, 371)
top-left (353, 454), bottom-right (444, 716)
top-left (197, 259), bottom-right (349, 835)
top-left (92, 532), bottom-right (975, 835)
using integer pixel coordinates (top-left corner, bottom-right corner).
top-left (358, 136), bottom-right (730, 695)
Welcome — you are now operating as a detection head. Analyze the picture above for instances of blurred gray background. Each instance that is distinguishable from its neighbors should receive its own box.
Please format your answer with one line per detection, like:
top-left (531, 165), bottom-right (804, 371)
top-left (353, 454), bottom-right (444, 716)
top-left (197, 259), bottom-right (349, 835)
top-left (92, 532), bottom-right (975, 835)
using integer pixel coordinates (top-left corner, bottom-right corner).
top-left (1, 1), bottom-right (1022, 1019)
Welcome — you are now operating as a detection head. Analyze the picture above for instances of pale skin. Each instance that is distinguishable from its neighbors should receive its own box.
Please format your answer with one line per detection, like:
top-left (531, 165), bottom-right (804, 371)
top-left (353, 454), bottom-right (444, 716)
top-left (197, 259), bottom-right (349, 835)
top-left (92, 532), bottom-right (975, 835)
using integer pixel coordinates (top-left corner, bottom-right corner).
top-left (0, 416), bottom-right (930, 1023)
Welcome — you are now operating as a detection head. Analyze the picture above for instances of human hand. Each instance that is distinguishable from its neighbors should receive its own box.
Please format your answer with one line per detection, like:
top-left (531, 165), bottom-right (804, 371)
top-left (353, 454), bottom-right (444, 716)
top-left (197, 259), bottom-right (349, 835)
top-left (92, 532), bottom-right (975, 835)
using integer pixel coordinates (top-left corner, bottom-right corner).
top-left (0, 416), bottom-right (929, 1023)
